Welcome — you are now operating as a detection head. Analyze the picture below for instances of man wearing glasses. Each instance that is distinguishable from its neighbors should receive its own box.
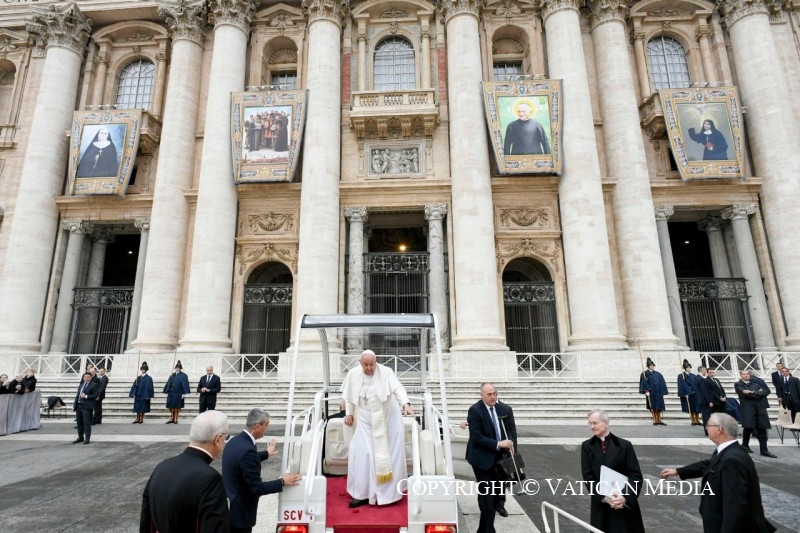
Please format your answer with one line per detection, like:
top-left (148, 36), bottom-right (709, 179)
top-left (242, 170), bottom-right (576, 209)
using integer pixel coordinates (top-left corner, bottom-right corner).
top-left (660, 413), bottom-right (776, 532)
top-left (140, 410), bottom-right (231, 533)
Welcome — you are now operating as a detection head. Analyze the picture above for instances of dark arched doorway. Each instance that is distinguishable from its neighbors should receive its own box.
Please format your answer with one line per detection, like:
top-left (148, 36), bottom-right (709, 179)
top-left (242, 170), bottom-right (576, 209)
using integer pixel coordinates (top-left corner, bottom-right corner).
top-left (240, 262), bottom-right (293, 371)
top-left (502, 258), bottom-right (560, 371)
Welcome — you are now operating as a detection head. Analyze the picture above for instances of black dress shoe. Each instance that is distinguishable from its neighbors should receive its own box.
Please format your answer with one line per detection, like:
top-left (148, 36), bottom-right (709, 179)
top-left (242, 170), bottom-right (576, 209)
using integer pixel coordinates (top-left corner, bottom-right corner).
top-left (658, 421), bottom-right (668, 425)
top-left (349, 498), bottom-right (369, 508)
top-left (72, 438), bottom-right (83, 444)
top-left (741, 445), bottom-right (754, 453)
top-left (165, 420), bottom-right (174, 424)
top-left (496, 507), bottom-right (509, 517)
top-left (83, 440), bottom-right (91, 445)
top-left (761, 451), bottom-right (777, 458)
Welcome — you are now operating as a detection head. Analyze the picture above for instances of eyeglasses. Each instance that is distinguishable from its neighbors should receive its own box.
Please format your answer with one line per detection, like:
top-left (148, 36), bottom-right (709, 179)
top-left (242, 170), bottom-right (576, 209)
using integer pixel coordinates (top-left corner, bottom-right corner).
top-left (706, 424), bottom-right (720, 428)
top-left (218, 432), bottom-right (231, 443)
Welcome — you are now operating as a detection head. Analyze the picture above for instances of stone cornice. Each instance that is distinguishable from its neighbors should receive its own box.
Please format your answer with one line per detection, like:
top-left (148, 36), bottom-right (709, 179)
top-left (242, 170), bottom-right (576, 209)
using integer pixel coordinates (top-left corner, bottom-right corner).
top-left (344, 206), bottom-right (368, 223)
top-left (721, 203), bottom-right (756, 220)
top-left (653, 205), bottom-right (674, 221)
top-left (158, 0), bottom-right (208, 46)
top-left (301, 0), bottom-right (350, 26)
top-left (26, 2), bottom-right (92, 56)
top-left (424, 204), bottom-right (448, 221)
top-left (208, 0), bottom-right (256, 32)
top-left (717, 0), bottom-right (776, 28)
top-left (586, 0), bottom-right (629, 29)
top-left (437, 0), bottom-right (485, 24)
top-left (534, 0), bottom-right (583, 21)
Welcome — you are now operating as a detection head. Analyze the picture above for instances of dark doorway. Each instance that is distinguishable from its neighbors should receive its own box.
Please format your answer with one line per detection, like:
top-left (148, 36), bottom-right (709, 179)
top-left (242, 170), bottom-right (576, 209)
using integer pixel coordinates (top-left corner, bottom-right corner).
top-left (668, 222), bottom-right (713, 277)
top-left (102, 234), bottom-right (140, 286)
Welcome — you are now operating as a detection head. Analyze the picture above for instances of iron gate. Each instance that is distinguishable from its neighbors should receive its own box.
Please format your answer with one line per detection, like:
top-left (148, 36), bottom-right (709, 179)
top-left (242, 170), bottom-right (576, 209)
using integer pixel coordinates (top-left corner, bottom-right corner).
top-left (68, 287), bottom-right (133, 354)
top-left (503, 282), bottom-right (560, 370)
top-left (240, 284), bottom-right (292, 371)
top-left (678, 278), bottom-right (754, 352)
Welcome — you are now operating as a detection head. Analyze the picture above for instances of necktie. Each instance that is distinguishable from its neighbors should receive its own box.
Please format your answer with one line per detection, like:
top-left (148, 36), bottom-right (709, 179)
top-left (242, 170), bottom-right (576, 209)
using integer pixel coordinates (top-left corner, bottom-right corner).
top-left (78, 383), bottom-right (86, 403)
top-left (711, 449), bottom-right (718, 460)
top-left (490, 406), bottom-right (502, 441)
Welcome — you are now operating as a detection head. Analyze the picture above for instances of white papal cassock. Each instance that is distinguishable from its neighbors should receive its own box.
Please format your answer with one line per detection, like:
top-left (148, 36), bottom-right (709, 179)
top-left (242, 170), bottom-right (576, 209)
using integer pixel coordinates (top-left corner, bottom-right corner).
top-left (342, 363), bottom-right (409, 505)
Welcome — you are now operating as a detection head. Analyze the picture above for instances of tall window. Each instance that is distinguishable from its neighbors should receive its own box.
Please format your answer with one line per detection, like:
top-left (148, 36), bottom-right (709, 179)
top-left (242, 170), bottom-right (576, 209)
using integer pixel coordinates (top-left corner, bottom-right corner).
top-left (270, 71), bottom-right (297, 90)
top-left (648, 36), bottom-right (690, 90)
top-left (373, 37), bottom-right (415, 91)
top-left (493, 62), bottom-right (523, 81)
top-left (116, 60), bottom-right (155, 110)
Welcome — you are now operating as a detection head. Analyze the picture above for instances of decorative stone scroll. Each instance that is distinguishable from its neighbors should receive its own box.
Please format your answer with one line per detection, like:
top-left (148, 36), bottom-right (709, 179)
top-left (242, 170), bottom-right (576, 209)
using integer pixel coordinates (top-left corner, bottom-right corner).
top-left (496, 238), bottom-right (562, 272)
top-left (247, 213), bottom-right (295, 233)
top-left (236, 243), bottom-right (298, 275)
top-left (498, 207), bottom-right (550, 229)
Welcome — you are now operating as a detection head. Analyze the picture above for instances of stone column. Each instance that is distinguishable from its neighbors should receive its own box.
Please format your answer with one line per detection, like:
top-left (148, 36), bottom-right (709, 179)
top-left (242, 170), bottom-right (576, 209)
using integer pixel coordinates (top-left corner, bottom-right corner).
top-left (654, 206), bottom-right (687, 346)
top-left (91, 46), bottom-right (109, 106)
top-left (437, 0), bottom-right (506, 352)
top-left (698, 216), bottom-right (731, 278)
top-left (357, 24), bottom-right (366, 91)
top-left (51, 221), bottom-right (94, 353)
top-left (345, 207), bottom-right (367, 315)
top-left (425, 204), bottom-right (449, 348)
top-left (0, 4), bottom-right (91, 352)
top-left (537, 0), bottom-right (626, 350)
top-left (723, 224), bottom-right (742, 278)
top-left (293, 0), bottom-right (349, 330)
top-left (127, 218), bottom-right (150, 349)
top-left (179, 0), bottom-right (256, 353)
top-left (695, 25), bottom-right (718, 84)
top-left (719, 0), bottom-right (800, 349)
top-left (590, 1), bottom-right (676, 348)
top-left (421, 19), bottom-right (431, 89)
top-left (721, 204), bottom-right (777, 350)
top-left (86, 230), bottom-right (113, 287)
top-left (133, 0), bottom-right (207, 353)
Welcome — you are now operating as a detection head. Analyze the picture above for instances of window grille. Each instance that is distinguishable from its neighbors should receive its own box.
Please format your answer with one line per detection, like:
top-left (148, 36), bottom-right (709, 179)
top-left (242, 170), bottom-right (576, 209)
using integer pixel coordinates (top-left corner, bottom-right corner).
top-left (115, 60), bottom-right (155, 110)
top-left (647, 36), bottom-right (691, 90)
top-left (374, 37), bottom-right (415, 91)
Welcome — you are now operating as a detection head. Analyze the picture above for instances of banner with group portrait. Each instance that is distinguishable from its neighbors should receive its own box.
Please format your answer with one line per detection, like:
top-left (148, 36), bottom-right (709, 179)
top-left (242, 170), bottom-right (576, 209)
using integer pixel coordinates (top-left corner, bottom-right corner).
top-left (230, 90), bottom-right (308, 184)
top-left (660, 87), bottom-right (746, 181)
top-left (482, 80), bottom-right (563, 176)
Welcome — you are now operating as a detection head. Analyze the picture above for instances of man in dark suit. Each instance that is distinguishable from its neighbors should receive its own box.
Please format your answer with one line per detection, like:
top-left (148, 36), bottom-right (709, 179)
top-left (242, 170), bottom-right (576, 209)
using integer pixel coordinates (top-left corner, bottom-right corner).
top-left (735, 370), bottom-right (777, 458)
top-left (140, 410), bottom-right (231, 533)
top-left (72, 372), bottom-right (98, 445)
top-left (197, 365), bottom-right (222, 413)
top-left (771, 362), bottom-right (785, 406)
top-left (581, 409), bottom-right (645, 533)
top-left (93, 366), bottom-right (109, 424)
top-left (222, 408), bottom-right (301, 533)
top-left (779, 366), bottom-right (800, 422)
top-left (466, 383), bottom-right (517, 533)
top-left (705, 367), bottom-right (727, 415)
top-left (661, 412), bottom-right (776, 533)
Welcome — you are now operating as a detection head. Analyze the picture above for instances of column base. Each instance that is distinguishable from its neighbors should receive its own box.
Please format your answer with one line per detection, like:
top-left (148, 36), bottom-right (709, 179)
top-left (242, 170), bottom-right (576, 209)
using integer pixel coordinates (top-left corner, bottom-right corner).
top-left (626, 334), bottom-right (680, 351)
top-left (177, 337), bottom-right (234, 354)
top-left (449, 335), bottom-right (509, 353)
top-left (128, 338), bottom-right (178, 354)
top-left (0, 341), bottom-right (42, 354)
top-left (754, 344), bottom-right (779, 352)
top-left (565, 334), bottom-right (629, 352)
top-left (780, 335), bottom-right (800, 351)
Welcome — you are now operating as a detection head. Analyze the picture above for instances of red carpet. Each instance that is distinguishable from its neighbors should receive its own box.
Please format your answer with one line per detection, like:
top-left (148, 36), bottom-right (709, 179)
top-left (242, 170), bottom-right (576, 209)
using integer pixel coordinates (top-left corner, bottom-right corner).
top-left (326, 476), bottom-right (407, 533)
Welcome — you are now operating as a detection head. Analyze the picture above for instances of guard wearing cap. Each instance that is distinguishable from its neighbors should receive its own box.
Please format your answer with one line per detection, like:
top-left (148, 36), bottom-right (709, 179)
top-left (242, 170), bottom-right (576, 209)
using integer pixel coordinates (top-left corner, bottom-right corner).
top-left (130, 361), bottom-right (154, 424)
top-left (639, 357), bottom-right (669, 425)
top-left (677, 359), bottom-right (701, 426)
top-left (164, 360), bottom-right (190, 424)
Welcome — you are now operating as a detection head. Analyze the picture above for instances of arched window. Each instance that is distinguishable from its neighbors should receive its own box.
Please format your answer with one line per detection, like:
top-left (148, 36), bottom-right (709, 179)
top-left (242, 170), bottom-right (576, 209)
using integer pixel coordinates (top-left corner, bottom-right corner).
top-left (373, 36), bottom-right (415, 91)
top-left (115, 59), bottom-right (155, 110)
top-left (647, 36), bottom-right (690, 90)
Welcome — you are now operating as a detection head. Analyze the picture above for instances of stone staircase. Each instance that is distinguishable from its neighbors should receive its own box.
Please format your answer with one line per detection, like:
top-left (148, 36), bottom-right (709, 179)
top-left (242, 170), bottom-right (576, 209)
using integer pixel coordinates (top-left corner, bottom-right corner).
top-left (35, 376), bottom-right (755, 424)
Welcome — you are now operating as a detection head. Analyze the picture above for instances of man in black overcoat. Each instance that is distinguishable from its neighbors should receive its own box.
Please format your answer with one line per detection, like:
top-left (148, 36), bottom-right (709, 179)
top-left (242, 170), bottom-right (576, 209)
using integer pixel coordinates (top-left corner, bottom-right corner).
top-left (778, 366), bottom-right (800, 422)
top-left (734, 370), bottom-right (776, 458)
top-left (93, 366), bottom-right (109, 424)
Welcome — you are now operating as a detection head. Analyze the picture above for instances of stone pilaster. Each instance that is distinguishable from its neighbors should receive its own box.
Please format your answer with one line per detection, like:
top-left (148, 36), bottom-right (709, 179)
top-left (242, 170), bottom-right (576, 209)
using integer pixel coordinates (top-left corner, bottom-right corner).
top-left (86, 230), bottom-right (114, 288)
top-left (178, 0), bottom-right (255, 353)
top-left (437, 0), bottom-right (507, 352)
top-left (654, 206), bottom-right (687, 346)
top-left (91, 48), bottom-right (109, 106)
top-left (695, 25), bottom-right (717, 84)
top-left (425, 204), bottom-right (449, 348)
top-left (0, 3), bottom-right (91, 353)
top-left (51, 221), bottom-right (95, 353)
top-left (133, 1), bottom-right (207, 353)
top-left (590, 0), bottom-right (677, 348)
top-left (721, 204), bottom-right (777, 350)
top-left (345, 207), bottom-right (367, 315)
top-left (535, 0), bottom-right (626, 350)
top-left (718, 0), bottom-right (800, 349)
top-left (697, 216), bottom-right (731, 278)
top-left (127, 218), bottom-right (150, 350)
top-left (292, 0), bottom-right (348, 333)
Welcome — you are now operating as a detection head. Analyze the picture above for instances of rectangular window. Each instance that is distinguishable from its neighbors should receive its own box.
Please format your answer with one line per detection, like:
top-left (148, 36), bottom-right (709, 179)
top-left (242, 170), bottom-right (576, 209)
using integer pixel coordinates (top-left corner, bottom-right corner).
top-left (270, 72), bottom-right (297, 90)
top-left (493, 63), bottom-right (523, 81)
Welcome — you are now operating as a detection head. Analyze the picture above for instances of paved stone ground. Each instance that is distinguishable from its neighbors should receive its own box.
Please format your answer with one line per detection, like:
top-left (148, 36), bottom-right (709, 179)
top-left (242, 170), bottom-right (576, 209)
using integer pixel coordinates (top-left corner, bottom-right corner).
top-left (1, 419), bottom-right (798, 532)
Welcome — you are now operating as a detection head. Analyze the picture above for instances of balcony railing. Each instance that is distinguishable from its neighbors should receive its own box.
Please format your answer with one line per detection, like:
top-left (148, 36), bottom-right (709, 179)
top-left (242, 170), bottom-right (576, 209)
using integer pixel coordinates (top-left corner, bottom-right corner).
top-left (350, 89), bottom-right (439, 139)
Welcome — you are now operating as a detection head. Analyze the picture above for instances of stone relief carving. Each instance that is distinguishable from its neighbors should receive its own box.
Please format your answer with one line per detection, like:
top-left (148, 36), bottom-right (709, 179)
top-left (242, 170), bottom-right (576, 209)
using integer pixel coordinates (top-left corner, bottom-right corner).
top-left (369, 147), bottom-right (420, 175)
top-left (269, 48), bottom-right (298, 63)
top-left (492, 38), bottom-right (523, 54)
top-left (126, 32), bottom-right (154, 42)
top-left (270, 11), bottom-right (296, 30)
top-left (0, 36), bottom-right (18, 54)
top-left (646, 8), bottom-right (692, 17)
top-left (495, 0), bottom-right (522, 20)
top-left (248, 213), bottom-right (295, 233)
top-left (380, 8), bottom-right (409, 18)
top-left (237, 243), bottom-right (297, 274)
top-left (497, 238), bottom-right (562, 272)
top-left (499, 207), bottom-right (549, 228)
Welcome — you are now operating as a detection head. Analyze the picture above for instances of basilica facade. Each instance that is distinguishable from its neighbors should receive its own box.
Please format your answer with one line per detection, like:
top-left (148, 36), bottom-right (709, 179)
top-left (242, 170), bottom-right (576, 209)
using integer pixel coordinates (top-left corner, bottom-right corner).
top-left (0, 0), bottom-right (798, 378)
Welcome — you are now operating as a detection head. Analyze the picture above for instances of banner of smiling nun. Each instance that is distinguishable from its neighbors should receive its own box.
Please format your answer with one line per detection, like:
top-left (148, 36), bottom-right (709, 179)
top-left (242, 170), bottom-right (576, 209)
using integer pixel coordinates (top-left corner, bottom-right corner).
top-left (230, 90), bottom-right (308, 184)
top-left (68, 110), bottom-right (142, 196)
top-left (481, 80), bottom-right (562, 175)
top-left (660, 87), bottom-right (746, 181)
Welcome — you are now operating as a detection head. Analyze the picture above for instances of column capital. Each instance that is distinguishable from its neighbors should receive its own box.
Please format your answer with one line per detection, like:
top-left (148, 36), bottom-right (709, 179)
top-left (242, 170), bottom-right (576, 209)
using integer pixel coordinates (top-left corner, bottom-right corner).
top-left (26, 2), bottom-right (92, 56)
top-left (437, 0), bottom-right (485, 24)
top-left (533, 0), bottom-right (582, 21)
top-left (721, 204), bottom-right (756, 220)
top-left (159, 0), bottom-right (208, 46)
top-left (208, 0), bottom-right (256, 32)
top-left (717, 0), bottom-right (777, 28)
top-left (62, 220), bottom-right (94, 234)
top-left (134, 217), bottom-right (151, 232)
top-left (586, 0), bottom-right (629, 29)
top-left (302, 0), bottom-right (350, 26)
top-left (653, 205), bottom-right (674, 221)
top-left (344, 206), bottom-right (368, 223)
top-left (91, 229), bottom-right (116, 244)
top-left (425, 204), bottom-right (448, 221)
top-left (631, 29), bottom-right (646, 42)
top-left (697, 215), bottom-right (724, 232)
top-left (95, 52), bottom-right (110, 66)
top-left (357, 31), bottom-right (367, 42)
top-left (695, 25), bottom-right (712, 41)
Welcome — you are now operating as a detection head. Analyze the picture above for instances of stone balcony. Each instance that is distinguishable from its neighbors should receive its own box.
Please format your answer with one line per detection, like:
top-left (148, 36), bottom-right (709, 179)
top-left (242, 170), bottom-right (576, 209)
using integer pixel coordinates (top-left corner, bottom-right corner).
top-left (137, 110), bottom-right (162, 155)
top-left (350, 88), bottom-right (439, 140)
top-left (639, 92), bottom-right (666, 139)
